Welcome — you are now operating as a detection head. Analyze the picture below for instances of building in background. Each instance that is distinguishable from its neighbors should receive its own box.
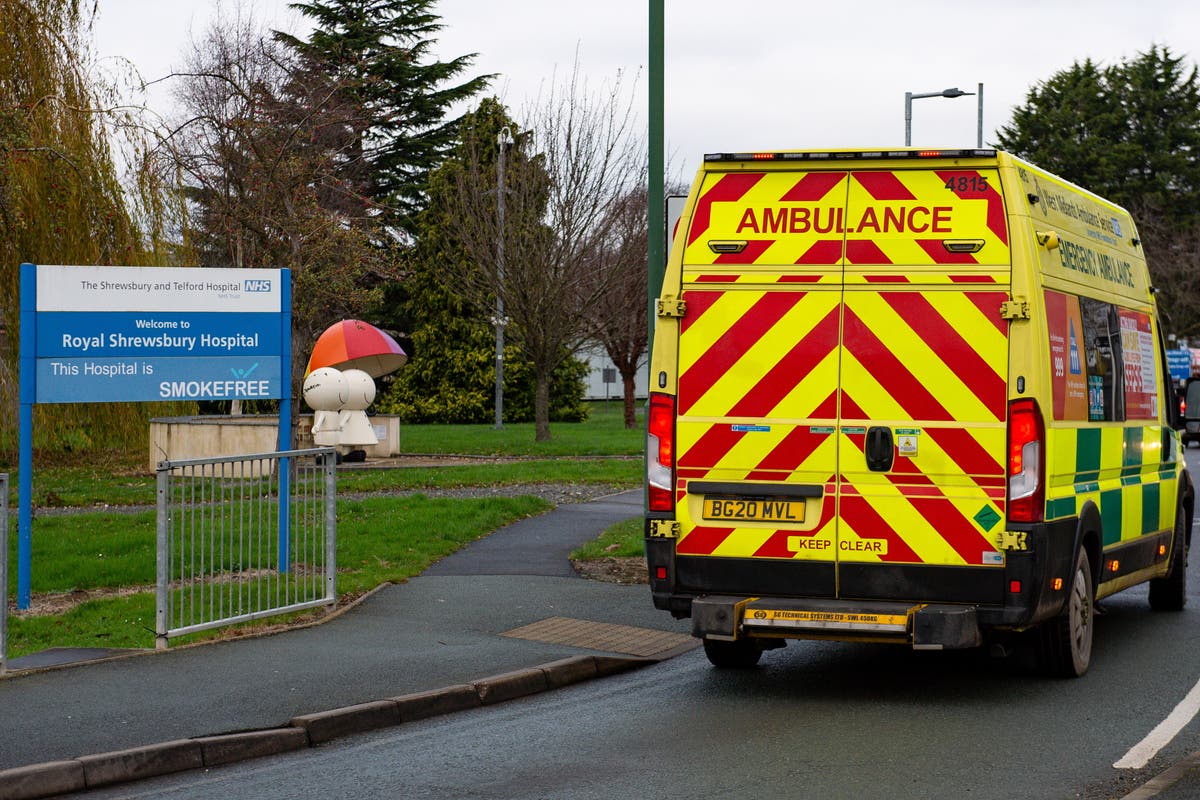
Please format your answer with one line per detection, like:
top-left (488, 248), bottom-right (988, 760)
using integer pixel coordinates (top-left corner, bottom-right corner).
top-left (578, 343), bottom-right (647, 402)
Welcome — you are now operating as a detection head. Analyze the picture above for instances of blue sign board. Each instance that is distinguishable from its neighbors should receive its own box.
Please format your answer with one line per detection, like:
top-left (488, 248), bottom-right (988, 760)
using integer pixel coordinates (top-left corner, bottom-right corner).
top-left (1167, 348), bottom-right (1192, 382)
top-left (18, 264), bottom-right (293, 610)
top-left (35, 356), bottom-right (283, 403)
top-left (29, 266), bottom-right (288, 402)
top-left (34, 310), bottom-right (284, 401)
top-left (36, 312), bottom-right (281, 357)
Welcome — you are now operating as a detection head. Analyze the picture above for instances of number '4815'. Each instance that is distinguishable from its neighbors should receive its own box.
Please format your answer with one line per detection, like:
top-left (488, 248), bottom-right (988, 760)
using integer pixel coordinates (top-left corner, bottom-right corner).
top-left (945, 175), bottom-right (988, 193)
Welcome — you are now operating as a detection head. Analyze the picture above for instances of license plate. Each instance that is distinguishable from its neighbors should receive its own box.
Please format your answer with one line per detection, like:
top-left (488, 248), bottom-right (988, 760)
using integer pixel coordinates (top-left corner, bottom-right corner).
top-left (702, 497), bottom-right (805, 523)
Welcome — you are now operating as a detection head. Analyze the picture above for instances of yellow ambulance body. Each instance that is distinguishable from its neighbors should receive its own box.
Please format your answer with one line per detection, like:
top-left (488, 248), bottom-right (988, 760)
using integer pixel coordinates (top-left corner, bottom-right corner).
top-left (645, 148), bottom-right (1194, 677)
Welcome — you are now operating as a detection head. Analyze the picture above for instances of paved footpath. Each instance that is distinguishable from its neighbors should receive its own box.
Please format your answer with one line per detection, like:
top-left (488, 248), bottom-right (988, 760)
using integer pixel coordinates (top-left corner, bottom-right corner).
top-left (0, 489), bottom-right (696, 799)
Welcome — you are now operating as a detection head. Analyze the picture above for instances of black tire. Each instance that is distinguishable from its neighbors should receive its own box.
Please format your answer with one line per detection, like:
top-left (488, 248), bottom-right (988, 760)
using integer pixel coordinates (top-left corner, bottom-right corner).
top-left (703, 638), bottom-right (763, 669)
top-left (1150, 506), bottom-right (1188, 611)
top-left (1037, 547), bottom-right (1094, 678)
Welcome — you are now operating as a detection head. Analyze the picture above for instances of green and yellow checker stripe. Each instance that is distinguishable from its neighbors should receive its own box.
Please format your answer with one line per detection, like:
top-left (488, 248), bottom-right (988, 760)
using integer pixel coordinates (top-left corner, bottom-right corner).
top-left (1045, 425), bottom-right (1178, 546)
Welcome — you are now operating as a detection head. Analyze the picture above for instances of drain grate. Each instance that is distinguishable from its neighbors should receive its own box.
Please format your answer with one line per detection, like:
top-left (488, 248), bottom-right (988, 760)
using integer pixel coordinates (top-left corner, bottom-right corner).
top-left (502, 616), bottom-right (695, 658)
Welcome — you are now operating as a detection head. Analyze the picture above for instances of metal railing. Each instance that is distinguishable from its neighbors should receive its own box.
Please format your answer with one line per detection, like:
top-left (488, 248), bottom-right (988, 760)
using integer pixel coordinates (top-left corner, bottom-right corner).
top-left (155, 449), bottom-right (336, 649)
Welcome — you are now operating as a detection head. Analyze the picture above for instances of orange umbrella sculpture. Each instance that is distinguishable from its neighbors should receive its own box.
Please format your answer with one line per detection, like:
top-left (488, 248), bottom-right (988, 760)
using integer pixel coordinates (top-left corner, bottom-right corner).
top-left (305, 320), bottom-right (408, 378)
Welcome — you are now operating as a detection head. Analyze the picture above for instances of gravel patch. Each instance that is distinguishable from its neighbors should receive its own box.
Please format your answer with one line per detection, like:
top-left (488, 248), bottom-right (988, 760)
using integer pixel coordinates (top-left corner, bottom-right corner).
top-left (342, 483), bottom-right (633, 506)
top-left (32, 483), bottom-right (636, 517)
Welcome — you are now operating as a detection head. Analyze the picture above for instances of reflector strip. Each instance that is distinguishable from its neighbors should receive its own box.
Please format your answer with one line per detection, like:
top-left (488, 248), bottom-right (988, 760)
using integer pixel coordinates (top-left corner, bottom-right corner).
top-left (688, 173), bottom-right (764, 246)
top-left (797, 240), bottom-right (844, 264)
top-left (916, 239), bottom-right (979, 265)
top-left (676, 525), bottom-right (736, 555)
top-left (745, 417), bottom-right (836, 480)
top-left (884, 462), bottom-right (1000, 563)
top-left (846, 240), bottom-right (892, 264)
top-left (879, 292), bottom-right (1006, 419)
top-left (715, 240), bottom-right (774, 264)
top-left (678, 289), bottom-right (722, 335)
top-left (780, 172), bottom-right (847, 202)
top-left (753, 502), bottom-right (837, 557)
top-left (854, 171), bottom-right (916, 201)
top-left (684, 167), bottom-right (1010, 269)
top-left (726, 307), bottom-right (839, 418)
top-left (842, 309), bottom-right (956, 422)
top-left (935, 170), bottom-right (1009, 245)
top-left (679, 292), bottom-right (805, 414)
top-left (838, 496), bottom-right (922, 562)
top-left (964, 290), bottom-right (1009, 334)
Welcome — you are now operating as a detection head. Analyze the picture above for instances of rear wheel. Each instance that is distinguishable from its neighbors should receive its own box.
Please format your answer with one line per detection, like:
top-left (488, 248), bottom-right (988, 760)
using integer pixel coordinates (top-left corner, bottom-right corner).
top-left (1150, 506), bottom-right (1188, 611)
top-left (1038, 547), bottom-right (1094, 678)
top-left (703, 638), bottom-right (763, 669)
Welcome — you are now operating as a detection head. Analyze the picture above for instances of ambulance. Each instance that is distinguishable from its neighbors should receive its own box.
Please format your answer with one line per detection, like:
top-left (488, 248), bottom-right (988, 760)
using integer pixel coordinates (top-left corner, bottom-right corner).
top-left (644, 148), bottom-right (1193, 677)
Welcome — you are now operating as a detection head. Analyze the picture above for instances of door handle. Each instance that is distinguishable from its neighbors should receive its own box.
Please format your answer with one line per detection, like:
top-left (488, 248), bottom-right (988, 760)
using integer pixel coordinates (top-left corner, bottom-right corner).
top-left (866, 426), bottom-right (894, 472)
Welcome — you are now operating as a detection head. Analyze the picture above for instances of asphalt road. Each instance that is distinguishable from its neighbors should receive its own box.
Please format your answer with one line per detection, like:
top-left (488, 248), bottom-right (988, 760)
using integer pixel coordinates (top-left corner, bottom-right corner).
top-left (62, 452), bottom-right (1200, 800)
top-left (66, 601), bottom-right (1200, 800)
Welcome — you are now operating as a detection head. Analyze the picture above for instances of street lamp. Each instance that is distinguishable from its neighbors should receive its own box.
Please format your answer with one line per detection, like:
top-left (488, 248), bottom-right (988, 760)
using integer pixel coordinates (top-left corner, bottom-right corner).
top-left (904, 83), bottom-right (984, 147)
top-left (494, 126), bottom-right (513, 430)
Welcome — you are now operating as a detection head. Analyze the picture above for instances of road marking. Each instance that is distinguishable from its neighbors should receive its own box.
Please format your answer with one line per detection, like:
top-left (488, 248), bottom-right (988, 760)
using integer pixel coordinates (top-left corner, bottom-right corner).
top-left (1115, 677), bottom-right (1200, 769)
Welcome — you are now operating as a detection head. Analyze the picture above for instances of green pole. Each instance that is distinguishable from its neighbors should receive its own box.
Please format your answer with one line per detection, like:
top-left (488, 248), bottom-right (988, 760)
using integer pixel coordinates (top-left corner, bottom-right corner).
top-left (647, 0), bottom-right (664, 362)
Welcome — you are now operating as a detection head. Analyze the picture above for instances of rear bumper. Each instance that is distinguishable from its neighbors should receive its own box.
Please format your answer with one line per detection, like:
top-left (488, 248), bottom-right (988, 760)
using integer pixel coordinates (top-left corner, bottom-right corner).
top-left (646, 516), bottom-right (1080, 647)
top-left (692, 595), bottom-right (983, 650)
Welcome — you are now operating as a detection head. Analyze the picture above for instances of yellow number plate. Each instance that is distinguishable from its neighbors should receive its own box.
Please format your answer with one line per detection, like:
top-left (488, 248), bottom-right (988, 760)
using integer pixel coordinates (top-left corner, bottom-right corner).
top-left (702, 497), bottom-right (805, 523)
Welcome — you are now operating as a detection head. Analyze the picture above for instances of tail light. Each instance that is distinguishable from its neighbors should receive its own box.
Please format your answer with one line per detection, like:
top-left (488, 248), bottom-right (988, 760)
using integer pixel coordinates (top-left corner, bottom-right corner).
top-left (1007, 398), bottom-right (1045, 523)
top-left (647, 392), bottom-right (676, 512)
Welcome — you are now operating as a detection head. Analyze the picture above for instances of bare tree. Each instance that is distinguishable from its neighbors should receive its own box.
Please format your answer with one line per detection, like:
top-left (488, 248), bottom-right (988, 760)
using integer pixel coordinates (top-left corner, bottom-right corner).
top-left (578, 187), bottom-right (647, 428)
top-left (156, 9), bottom-right (395, 387)
top-left (437, 63), bottom-right (644, 440)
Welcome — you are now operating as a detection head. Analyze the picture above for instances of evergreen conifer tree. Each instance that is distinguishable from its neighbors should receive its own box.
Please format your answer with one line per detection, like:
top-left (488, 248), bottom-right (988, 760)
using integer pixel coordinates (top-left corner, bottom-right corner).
top-left (276, 0), bottom-right (491, 236)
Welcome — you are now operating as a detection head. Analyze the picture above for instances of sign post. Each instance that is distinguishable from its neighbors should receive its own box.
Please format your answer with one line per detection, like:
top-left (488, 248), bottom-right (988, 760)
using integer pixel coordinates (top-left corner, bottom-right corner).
top-left (18, 264), bottom-right (291, 608)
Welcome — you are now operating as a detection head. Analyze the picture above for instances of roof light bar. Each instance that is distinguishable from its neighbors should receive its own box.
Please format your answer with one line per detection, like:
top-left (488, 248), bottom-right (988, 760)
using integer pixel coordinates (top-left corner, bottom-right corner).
top-left (704, 148), bottom-right (996, 162)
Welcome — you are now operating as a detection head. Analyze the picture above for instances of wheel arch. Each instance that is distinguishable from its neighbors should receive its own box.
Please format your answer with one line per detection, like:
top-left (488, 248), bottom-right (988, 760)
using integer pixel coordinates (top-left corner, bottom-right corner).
top-left (1180, 469), bottom-right (1195, 550)
top-left (1075, 500), bottom-right (1103, 597)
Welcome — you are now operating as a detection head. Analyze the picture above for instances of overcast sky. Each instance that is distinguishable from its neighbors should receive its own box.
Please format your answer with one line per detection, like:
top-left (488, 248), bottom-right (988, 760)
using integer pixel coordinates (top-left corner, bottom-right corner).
top-left (92, 0), bottom-right (1200, 180)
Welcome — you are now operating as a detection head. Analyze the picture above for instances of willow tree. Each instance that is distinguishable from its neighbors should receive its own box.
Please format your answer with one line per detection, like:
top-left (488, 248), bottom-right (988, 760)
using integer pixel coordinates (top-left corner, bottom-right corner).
top-left (0, 0), bottom-right (186, 455)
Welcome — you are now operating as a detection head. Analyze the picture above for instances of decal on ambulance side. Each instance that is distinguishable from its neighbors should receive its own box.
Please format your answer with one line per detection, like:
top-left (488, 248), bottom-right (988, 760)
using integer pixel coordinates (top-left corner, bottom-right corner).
top-left (1045, 290), bottom-right (1158, 422)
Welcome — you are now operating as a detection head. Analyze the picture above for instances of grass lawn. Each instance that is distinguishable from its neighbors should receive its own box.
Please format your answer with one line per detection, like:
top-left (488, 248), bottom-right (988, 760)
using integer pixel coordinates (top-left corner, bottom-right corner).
top-left (569, 517), bottom-right (644, 559)
top-left (396, 404), bottom-right (642, 456)
top-left (16, 458), bottom-right (640, 510)
top-left (2, 407), bottom-right (647, 659)
top-left (7, 402), bottom-right (644, 509)
top-left (6, 494), bottom-right (552, 657)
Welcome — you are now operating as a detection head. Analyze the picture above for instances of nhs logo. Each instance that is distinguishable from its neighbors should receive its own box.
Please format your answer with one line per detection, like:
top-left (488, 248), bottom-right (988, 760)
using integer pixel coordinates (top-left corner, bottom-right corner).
top-left (244, 279), bottom-right (272, 292)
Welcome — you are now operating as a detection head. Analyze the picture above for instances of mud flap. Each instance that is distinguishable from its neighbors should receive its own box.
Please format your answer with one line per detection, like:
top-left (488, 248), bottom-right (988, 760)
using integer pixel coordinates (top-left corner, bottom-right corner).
top-left (912, 604), bottom-right (982, 650)
top-left (691, 595), bottom-right (754, 641)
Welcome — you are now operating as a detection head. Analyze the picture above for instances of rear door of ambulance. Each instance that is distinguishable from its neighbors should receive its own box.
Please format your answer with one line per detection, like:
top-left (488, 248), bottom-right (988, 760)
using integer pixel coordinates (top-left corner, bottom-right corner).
top-left (673, 154), bottom-right (1013, 606)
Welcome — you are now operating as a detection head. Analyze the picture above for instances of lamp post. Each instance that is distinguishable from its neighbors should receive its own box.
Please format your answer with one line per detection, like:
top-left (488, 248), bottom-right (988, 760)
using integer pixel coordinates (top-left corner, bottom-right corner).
top-left (904, 84), bottom-right (983, 147)
top-left (494, 126), bottom-right (513, 430)
top-left (648, 0), bottom-right (664, 364)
